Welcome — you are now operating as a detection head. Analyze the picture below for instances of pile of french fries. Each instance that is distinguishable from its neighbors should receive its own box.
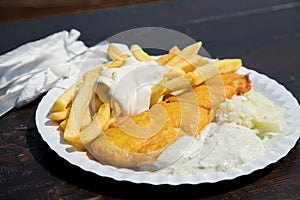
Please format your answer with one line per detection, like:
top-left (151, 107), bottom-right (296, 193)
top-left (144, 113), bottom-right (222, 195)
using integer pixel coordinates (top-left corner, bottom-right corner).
top-left (50, 42), bottom-right (242, 152)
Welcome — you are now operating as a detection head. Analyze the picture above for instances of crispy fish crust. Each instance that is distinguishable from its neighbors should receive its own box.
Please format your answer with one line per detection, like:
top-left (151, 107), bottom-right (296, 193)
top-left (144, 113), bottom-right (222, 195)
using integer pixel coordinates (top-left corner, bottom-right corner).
top-left (165, 73), bottom-right (251, 109)
top-left (104, 102), bottom-right (211, 154)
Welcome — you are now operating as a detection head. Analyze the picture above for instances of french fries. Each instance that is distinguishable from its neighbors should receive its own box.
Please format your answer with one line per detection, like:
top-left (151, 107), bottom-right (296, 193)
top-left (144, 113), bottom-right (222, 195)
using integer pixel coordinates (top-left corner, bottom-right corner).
top-left (164, 67), bottom-right (186, 80)
top-left (51, 80), bottom-right (83, 112)
top-left (63, 68), bottom-right (102, 150)
top-left (156, 46), bottom-right (180, 65)
top-left (107, 43), bottom-right (126, 61)
top-left (150, 84), bottom-right (168, 106)
top-left (188, 62), bottom-right (219, 86)
top-left (93, 94), bottom-right (103, 111)
top-left (49, 107), bottom-right (70, 121)
top-left (59, 119), bottom-right (67, 130)
top-left (106, 59), bottom-right (125, 68)
top-left (165, 41), bottom-right (202, 66)
top-left (130, 44), bottom-right (153, 61)
top-left (171, 55), bottom-right (209, 72)
top-left (107, 43), bottom-right (128, 68)
top-left (215, 59), bottom-right (242, 73)
top-left (80, 108), bottom-right (92, 130)
top-left (80, 103), bottom-right (111, 144)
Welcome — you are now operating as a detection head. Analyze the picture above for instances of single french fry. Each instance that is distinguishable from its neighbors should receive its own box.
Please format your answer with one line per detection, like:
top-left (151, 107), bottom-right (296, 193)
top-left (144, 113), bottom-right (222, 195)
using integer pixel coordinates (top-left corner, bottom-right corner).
top-left (105, 117), bottom-right (117, 129)
top-left (180, 41), bottom-right (202, 57)
top-left (96, 83), bottom-right (109, 103)
top-left (93, 94), bottom-right (103, 111)
top-left (108, 43), bottom-right (123, 60)
top-left (190, 63), bottom-right (219, 86)
top-left (106, 43), bottom-right (128, 68)
top-left (150, 84), bottom-right (169, 106)
top-left (51, 80), bottom-right (83, 112)
top-left (106, 59), bottom-right (125, 68)
top-left (130, 44), bottom-right (153, 61)
top-left (164, 75), bottom-right (192, 93)
top-left (80, 103), bottom-right (111, 144)
top-left (63, 68), bottom-right (102, 150)
top-left (163, 67), bottom-right (186, 80)
top-left (215, 59), bottom-right (242, 73)
top-left (172, 55), bottom-right (209, 72)
top-left (156, 46), bottom-right (180, 65)
top-left (81, 108), bottom-right (92, 130)
top-left (49, 108), bottom-right (70, 121)
top-left (60, 119), bottom-right (67, 130)
top-left (166, 41), bottom-right (202, 66)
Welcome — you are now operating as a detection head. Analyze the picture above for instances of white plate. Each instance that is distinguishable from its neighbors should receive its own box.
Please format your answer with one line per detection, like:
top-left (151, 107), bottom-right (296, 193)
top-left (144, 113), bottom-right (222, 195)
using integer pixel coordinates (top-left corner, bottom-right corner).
top-left (35, 67), bottom-right (300, 185)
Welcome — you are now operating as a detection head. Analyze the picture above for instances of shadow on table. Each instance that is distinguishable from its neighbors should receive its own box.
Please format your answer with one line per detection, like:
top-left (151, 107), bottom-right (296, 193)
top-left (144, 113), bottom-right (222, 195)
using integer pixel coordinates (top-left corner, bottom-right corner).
top-left (26, 112), bottom-right (280, 199)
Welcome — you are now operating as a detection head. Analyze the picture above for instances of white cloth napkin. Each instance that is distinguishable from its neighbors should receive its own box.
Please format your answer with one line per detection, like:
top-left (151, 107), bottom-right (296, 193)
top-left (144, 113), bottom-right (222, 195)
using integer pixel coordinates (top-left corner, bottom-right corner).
top-left (0, 29), bottom-right (89, 116)
top-left (0, 29), bottom-right (132, 117)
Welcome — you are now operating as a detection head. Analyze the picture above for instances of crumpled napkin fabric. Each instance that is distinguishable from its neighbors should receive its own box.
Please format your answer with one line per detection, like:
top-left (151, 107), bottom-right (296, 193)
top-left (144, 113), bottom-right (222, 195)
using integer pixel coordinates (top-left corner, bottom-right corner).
top-left (0, 29), bottom-right (88, 116)
top-left (0, 28), bottom-right (132, 117)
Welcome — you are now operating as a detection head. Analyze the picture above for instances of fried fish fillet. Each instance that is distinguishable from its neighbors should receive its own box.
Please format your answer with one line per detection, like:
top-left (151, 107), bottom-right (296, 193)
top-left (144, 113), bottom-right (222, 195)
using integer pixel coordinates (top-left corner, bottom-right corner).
top-left (164, 73), bottom-right (251, 110)
top-left (84, 72), bottom-right (251, 169)
top-left (101, 73), bottom-right (250, 154)
top-left (104, 101), bottom-right (211, 154)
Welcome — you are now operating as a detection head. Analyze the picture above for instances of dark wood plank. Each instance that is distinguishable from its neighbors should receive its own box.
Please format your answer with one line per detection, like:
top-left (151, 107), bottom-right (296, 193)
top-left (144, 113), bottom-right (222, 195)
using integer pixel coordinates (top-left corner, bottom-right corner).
top-left (0, 104), bottom-right (299, 199)
top-left (0, 0), bottom-right (298, 53)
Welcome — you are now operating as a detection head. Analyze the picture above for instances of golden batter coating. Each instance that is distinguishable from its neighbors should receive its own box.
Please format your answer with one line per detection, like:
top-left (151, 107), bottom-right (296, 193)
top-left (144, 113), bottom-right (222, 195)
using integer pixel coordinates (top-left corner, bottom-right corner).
top-left (104, 102), bottom-right (211, 154)
top-left (101, 73), bottom-right (251, 156)
top-left (164, 73), bottom-right (251, 109)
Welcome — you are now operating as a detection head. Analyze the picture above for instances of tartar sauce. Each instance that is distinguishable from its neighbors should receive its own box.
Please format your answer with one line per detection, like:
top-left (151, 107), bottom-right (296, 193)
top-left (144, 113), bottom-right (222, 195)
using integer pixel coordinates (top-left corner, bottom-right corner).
top-left (156, 123), bottom-right (264, 175)
top-left (97, 57), bottom-right (167, 116)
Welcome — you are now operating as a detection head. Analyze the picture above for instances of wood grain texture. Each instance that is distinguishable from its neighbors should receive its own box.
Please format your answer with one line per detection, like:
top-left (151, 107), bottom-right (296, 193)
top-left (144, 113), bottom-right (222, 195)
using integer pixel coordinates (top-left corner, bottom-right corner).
top-left (0, 0), bottom-right (299, 199)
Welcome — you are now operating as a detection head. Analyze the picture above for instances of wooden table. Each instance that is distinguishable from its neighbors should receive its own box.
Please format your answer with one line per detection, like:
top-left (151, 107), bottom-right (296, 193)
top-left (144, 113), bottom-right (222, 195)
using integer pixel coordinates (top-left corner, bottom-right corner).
top-left (0, 0), bottom-right (299, 199)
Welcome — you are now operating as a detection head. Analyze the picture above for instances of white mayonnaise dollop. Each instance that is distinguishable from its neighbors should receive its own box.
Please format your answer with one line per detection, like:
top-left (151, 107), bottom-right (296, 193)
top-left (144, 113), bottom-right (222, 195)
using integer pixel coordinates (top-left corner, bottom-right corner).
top-left (156, 123), bottom-right (264, 175)
top-left (97, 57), bottom-right (167, 116)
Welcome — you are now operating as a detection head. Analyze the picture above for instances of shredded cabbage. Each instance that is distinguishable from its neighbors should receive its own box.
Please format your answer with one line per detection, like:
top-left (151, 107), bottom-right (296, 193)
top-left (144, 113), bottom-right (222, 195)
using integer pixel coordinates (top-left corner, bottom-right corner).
top-left (215, 90), bottom-right (285, 140)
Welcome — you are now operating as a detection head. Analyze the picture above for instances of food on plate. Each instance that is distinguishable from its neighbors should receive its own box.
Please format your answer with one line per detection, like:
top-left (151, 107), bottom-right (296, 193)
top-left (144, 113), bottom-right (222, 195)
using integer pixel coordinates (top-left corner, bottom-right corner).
top-left (157, 123), bottom-right (265, 175)
top-left (163, 73), bottom-right (251, 110)
top-left (216, 90), bottom-right (285, 141)
top-left (62, 68), bottom-right (102, 150)
top-left (130, 44), bottom-right (154, 61)
top-left (106, 43), bottom-right (128, 68)
top-left (156, 89), bottom-right (285, 175)
top-left (49, 42), bottom-right (285, 171)
top-left (51, 80), bottom-right (82, 112)
top-left (156, 46), bottom-right (180, 65)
